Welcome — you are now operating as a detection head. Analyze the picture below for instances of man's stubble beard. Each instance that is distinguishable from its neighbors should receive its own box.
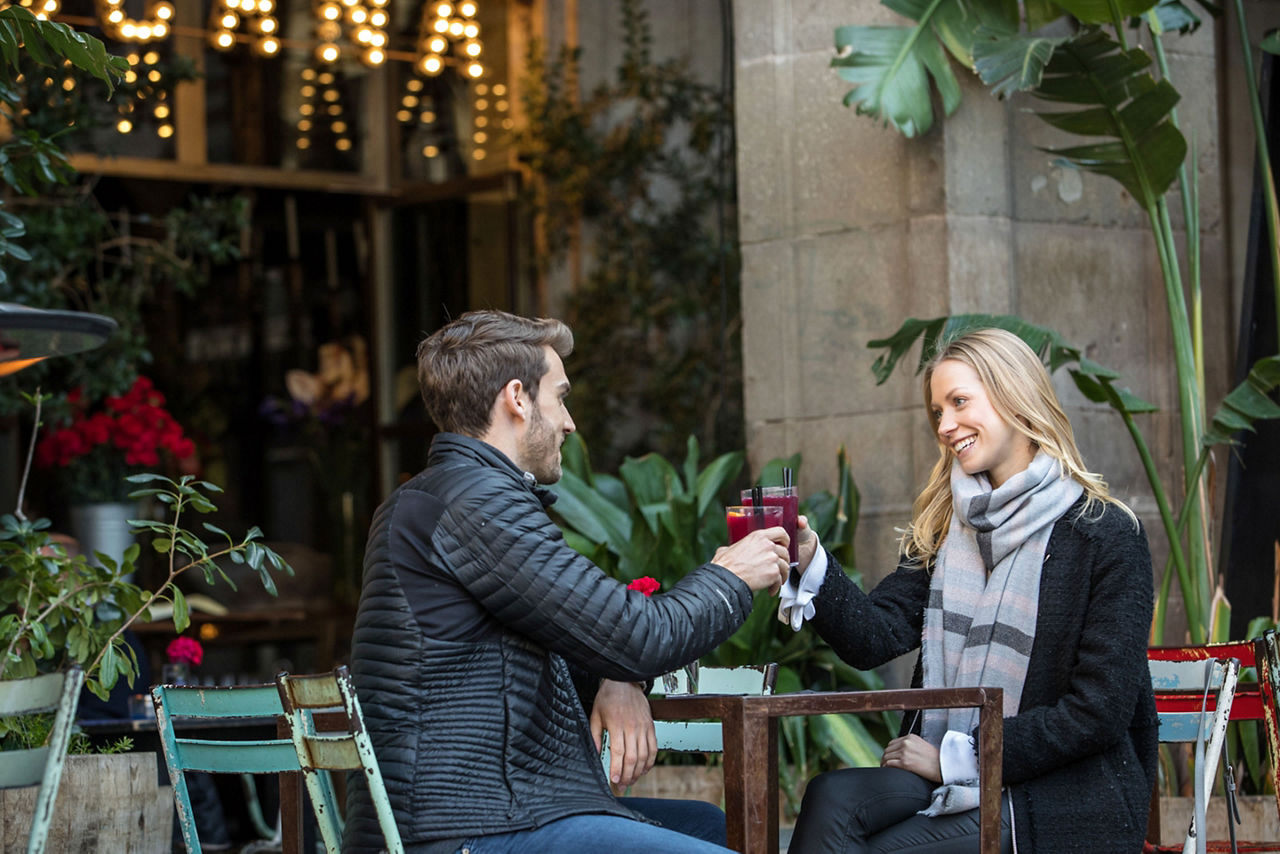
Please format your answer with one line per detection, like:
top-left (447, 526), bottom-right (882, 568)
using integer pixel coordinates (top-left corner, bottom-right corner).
top-left (520, 404), bottom-right (562, 484)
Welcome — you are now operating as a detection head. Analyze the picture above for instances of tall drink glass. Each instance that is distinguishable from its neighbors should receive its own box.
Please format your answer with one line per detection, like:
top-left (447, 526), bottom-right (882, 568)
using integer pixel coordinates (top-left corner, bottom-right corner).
top-left (741, 486), bottom-right (799, 567)
top-left (725, 505), bottom-right (784, 544)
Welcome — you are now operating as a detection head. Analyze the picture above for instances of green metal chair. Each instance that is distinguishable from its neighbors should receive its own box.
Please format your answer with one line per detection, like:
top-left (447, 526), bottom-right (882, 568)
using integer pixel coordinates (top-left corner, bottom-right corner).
top-left (151, 680), bottom-right (300, 854)
top-left (0, 665), bottom-right (85, 854)
top-left (275, 665), bottom-right (403, 854)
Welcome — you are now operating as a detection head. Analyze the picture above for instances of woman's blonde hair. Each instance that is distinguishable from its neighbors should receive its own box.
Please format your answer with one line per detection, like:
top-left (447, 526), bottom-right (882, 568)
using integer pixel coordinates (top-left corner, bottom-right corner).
top-left (902, 328), bottom-right (1135, 563)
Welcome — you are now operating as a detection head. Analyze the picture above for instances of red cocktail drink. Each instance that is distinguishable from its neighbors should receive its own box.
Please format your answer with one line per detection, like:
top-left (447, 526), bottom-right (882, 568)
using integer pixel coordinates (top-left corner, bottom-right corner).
top-left (726, 505), bottom-right (784, 544)
top-left (742, 486), bottom-right (799, 566)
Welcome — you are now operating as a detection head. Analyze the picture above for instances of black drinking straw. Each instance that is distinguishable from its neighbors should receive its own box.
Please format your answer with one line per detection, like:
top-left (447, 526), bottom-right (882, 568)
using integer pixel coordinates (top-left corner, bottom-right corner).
top-left (783, 467), bottom-right (793, 492)
top-left (752, 485), bottom-right (764, 526)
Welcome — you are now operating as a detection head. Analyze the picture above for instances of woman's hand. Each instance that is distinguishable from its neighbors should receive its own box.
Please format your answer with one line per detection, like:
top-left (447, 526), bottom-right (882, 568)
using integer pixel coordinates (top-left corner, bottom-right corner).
top-left (796, 515), bottom-right (819, 574)
top-left (880, 734), bottom-right (942, 782)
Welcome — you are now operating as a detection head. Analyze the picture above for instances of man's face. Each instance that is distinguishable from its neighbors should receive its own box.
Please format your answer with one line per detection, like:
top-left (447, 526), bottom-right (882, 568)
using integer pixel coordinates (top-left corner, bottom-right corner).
top-left (516, 346), bottom-right (576, 483)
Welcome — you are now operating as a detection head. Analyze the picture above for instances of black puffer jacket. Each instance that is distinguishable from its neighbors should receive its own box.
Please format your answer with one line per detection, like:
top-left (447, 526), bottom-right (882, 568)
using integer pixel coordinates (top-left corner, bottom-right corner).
top-left (811, 499), bottom-right (1157, 852)
top-left (344, 433), bottom-right (754, 851)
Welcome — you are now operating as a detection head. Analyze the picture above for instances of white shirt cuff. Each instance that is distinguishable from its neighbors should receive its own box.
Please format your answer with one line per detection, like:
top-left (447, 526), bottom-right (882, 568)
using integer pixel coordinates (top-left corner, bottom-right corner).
top-left (939, 729), bottom-right (979, 785)
top-left (777, 547), bottom-right (828, 631)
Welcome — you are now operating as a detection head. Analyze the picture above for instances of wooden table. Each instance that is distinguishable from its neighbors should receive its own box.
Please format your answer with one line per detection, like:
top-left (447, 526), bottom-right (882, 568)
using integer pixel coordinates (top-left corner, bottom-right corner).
top-left (648, 687), bottom-right (1004, 854)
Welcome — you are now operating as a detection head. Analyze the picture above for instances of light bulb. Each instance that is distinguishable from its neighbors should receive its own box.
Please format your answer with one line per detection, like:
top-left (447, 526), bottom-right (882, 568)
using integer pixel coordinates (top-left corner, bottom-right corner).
top-left (258, 0), bottom-right (273, 11)
top-left (298, 118), bottom-right (312, 131)
top-left (428, 36), bottom-right (446, 53)
top-left (323, 88), bottom-right (339, 102)
top-left (155, 2), bottom-right (173, 19)
top-left (158, 123), bottom-right (174, 138)
top-left (463, 22), bottom-right (478, 38)
top-left (259, 17), bottom-right (276, 33)
top-left (396, 109), bottom-right (412, 122)
top-left (301, 103), bottom-right (315, 116)
top-left (495, 99), bottom-right (507, 111)
top-left (319, 43), bottom-right (340, 62)
top-left (302, 67), bottom-right (317, 80)
top-left (108, 9), bottom-right (124, 22)
top-left (491, 84), bottom-right (505, 96)
top-left (124, 69), bottom-right (138, 83)
top-left (152, 22), bottom-right (168, 37)
top-left (332, 120), bottom-right (347, 133)
top-left (335, 138), bottom-right (352, 151)
top-left (136, 25), bottom-right (153, 40)
top-left (475, 116), bottom-right (487, 127)
top-left (215, 31), bottom-right (235, 48)
top-left (349, 7), bottom-right (367, 23)
top-left (117, 118), bottom-right (133, 133)
top-left (297, 138), bottom-right (311, 149)
top-left (369, 32), bottom-right (386, 47)
top-left (226, 0), bottom-right (240, 9)
top-left (467, 62), bottom-right (483, 78)
top-left (154, 103), bottom-right (170, 118)
top-left (448, 20), bottom-right (463, 36)
top-left (432, 18), bottom-right (448, 33)
top-left (318, 71), bottom-right (334, 84)
top-left (473, 148), bottom-right (486, 160)
top-left (259, 36), bottom-right (280, 54)
top-left (301, 84), bottom-right (316, 97)
top-left (147, 69), bottom-right (162, 82)
top-left (474, 83), bottom-right (487, 95)
top-left (464, 40), bottom-right (481, 57)
top-left (460, 1), bottom-right (475, 16)
top-left (402, 94), bottom-right (418, 107)
top-left (121, 22), bottom-right (137, 38)
top-left (61, 77), bottom-right (75, 91)
top-left (407, 78), bottom-right (423, 92)
top-left (221, 12), bottom-right (238, 28)
top-left (143, 50), bottom-right (159, 64)
top-left (423, 144), bottom-right (439, 157)
top-left (320, 3), bottom-right (340, 19)
top-left (364, 47), bottom-right (385, 65)
top-left (474, 98), bottom-right (487, 110)
top-left (327, 104), bottom-right (341, 115)
top-left (421, 55), bottom-right (442, 75)
top-left (421, 110), bottom-right (435, 123)
top-left (369, 10), bottom-right (387, 26)
top-left (435, 2), bottom-right (451, 17)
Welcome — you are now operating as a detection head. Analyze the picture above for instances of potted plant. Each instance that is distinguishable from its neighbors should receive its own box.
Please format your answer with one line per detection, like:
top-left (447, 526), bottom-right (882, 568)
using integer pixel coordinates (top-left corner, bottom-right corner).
top-left (30, 375), bottom-right (197, 564)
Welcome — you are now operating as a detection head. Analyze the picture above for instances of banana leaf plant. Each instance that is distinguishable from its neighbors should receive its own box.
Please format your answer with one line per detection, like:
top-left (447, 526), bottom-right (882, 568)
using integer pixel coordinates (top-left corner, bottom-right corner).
top-left (549, 433), bottom-right (896, 814)
top-left (834, 0), bottom-right (1280, 643)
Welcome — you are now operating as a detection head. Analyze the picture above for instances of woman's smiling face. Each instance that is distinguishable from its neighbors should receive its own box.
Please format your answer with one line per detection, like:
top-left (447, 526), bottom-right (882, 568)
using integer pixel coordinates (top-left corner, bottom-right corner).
top-left (929, 359), bottom-right (1036, 488)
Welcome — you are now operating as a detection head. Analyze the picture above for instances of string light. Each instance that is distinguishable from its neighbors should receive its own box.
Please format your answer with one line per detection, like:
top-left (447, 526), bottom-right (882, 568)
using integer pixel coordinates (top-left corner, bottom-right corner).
top-left (7, 0), bottom-right (61, 21)
top-left (295, 64), bottom-right (355, 154)
top-left (414, 0), bottom-right (483, 79)
top-left (208, 0), bottom-right (280, 56)
top-left (311, 0), bottom-right (387, 67)
top-left (96, 0), bottom-right (173, 43)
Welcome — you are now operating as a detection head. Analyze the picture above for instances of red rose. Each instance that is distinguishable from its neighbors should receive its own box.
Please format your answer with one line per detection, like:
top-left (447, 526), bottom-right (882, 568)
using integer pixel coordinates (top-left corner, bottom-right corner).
top-left (166, 636), bottom-right (203, 666)
top-left (627, 576), bottom-right (660, 597)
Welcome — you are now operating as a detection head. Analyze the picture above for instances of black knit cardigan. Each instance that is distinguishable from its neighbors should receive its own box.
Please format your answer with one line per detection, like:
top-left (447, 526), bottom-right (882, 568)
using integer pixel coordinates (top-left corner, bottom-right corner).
top-left (810, 498), bottom-right (1158, 853)
top-left (343, 433), bottom-right (755, 851)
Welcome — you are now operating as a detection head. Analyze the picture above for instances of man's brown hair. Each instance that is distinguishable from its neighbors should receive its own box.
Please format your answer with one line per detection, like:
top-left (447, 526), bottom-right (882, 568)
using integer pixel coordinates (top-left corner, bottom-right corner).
top-left (416, 310), bottom-right (574, 436)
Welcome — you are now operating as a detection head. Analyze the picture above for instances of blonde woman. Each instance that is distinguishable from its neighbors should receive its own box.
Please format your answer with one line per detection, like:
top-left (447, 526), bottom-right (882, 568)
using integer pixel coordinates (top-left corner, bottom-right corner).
top-left (784, 329), bottom-right (1157, 853)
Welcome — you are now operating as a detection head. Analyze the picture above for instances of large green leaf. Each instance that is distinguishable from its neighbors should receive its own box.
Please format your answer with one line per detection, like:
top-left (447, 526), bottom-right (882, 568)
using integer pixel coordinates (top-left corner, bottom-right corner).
top-left (1263, 31), bottom-right (1280, 56)
top-left (0, 7), bottom-right (127, 91)
top-left (1053, 0), bottom-right (1159, 23)
top-left (1025, 0), bottom-right (1068, 29)
top-left (1031, 28), bottom-right (1187, 208)
top-left (1201, 355), bottom-right (1280, 447)
top-left (693, 450), bottom-right (745, 519)
top-left (867, 313), bottom-right (1158, 418)
top-left (973, 29), bottom-right (1063, 97)
top-left (620, 453), bottom-right (684, 536)
top-left (832, 0), bottom-right (966, 138)
top-left (810, 713), bottom-right (884, 767)
top-left (551, 468), bottom-right (633, 553)
top-left (1144, 0), bottom-right (1201, 35)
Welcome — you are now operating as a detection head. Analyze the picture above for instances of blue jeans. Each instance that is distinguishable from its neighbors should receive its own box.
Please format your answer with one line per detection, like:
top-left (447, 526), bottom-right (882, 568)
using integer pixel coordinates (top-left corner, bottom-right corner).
top-left (450, 798), bottom-right (731, 853)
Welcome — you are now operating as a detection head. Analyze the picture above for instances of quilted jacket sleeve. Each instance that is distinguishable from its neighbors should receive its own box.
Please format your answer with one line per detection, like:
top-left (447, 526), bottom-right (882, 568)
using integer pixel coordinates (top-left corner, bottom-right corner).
top-left (809, 552), bottom-right (930, 670)
top-left (429, 471), bottom-right (755, 683)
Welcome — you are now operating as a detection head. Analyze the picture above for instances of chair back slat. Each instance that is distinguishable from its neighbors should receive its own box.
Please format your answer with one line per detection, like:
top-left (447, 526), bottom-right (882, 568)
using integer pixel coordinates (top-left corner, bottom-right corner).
top-left (0, 746), bottom-right (51, 790)
top-left (0, 672), bottom-right (66, 716)
top-left (171, 738), bottom-right (300, 774)
top-left (158, 684), bottom-right (282, 719)
top-left (301, 736), bottom-right (362, 770)
top-left (279, 673), bottom-right (342, 709)
top-left (654, 663), bottom-right (778, 697)
top-left (1150, 659), bottom-right (1230, 693)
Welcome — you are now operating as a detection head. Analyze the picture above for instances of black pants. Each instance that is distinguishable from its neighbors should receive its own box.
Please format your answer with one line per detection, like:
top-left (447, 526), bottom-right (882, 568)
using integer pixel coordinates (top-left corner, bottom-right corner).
top-left (788, 767), bottom-right (1013, 854)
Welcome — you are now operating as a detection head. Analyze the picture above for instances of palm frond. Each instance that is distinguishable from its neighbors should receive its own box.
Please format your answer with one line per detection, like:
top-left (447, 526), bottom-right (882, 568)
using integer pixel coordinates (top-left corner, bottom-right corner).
top-left (973, 28), bottom-right (1063, 97)
top-left (1202, 355), bottom-right (1280, 447)
top-left (1032, 28), bottom-right (1186, 208)
top-left (1052, 0), bottom-right (1160, 24)
top-left (832, 0), bottom-right (969, 138)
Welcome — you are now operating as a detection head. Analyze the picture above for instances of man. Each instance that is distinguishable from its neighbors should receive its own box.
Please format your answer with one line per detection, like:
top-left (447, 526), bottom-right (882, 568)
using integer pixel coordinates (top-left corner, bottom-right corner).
top-left (345, 310), bottom-right (789, 853)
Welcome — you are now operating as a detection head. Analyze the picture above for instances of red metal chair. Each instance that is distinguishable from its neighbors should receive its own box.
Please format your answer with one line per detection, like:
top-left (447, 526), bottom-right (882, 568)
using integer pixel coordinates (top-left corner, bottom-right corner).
top-left (1146, 634), bottom-right (1280, 853)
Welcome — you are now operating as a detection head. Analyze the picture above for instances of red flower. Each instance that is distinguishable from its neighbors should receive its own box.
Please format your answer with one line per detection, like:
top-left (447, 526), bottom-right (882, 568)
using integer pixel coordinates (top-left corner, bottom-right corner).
top-left (166, 636), bottom-right (203, 667)
top-left (627, 576), bottom-right (660, 597)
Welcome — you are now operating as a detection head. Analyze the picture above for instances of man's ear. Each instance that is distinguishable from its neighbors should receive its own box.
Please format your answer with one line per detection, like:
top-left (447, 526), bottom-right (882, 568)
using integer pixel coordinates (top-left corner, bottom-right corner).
top-left (499, 379), bottom-right (527, 421)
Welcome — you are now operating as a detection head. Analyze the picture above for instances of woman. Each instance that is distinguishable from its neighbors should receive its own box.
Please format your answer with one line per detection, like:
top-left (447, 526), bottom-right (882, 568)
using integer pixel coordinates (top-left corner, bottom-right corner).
top-left (785, 329), bottom-right (1157, 853)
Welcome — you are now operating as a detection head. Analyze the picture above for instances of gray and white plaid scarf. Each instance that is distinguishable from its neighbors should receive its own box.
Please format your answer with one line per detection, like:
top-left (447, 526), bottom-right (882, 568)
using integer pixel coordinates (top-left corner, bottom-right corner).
top-left (919, 452), bottom-right (1082, 816)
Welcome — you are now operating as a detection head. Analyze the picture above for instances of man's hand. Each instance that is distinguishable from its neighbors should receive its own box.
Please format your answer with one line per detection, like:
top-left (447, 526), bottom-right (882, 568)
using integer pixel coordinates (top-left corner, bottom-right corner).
top-left (712, 527), bottom-right (790, 594)
top-left (880, 734), bottom-right (942, 782)
top-left (590, 679), bottom-right (657, 789)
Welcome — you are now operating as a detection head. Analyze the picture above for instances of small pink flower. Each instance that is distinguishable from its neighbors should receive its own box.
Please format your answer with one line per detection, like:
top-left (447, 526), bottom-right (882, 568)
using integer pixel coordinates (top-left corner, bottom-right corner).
top-left (166, 636), bottom-right (204, 667)
top-left (627, 576), bottom-right (660, 597)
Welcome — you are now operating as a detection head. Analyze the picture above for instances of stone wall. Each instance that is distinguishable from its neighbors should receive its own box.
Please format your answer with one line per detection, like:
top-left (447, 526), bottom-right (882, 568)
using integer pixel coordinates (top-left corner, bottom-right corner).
top-left (733, 0), bottom-right (1232, 662)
